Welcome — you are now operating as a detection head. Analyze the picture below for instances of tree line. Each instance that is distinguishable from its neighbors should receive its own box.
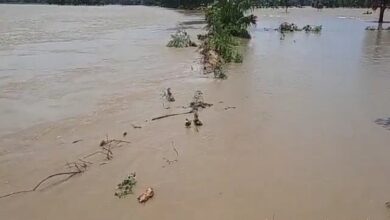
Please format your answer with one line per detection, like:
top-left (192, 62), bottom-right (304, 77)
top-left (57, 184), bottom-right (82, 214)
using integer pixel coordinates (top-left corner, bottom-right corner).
top-left (0, 0), bottom-right (212, 7)
top-left (0, 0), bottom-right (384, 8)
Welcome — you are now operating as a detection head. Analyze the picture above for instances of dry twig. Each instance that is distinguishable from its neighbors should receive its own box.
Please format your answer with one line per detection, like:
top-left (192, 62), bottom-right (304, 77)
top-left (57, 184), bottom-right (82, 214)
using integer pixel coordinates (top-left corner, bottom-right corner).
top-left (152, 110), bottom-right (193, 121)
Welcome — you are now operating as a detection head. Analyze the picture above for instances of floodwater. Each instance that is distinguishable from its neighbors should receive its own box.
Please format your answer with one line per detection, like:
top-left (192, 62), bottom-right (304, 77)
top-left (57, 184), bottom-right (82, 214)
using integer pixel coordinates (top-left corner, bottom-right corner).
top-left (0, 5), bottom-right (202, 136)
top-left (0, 5), bottom-right (390, 220)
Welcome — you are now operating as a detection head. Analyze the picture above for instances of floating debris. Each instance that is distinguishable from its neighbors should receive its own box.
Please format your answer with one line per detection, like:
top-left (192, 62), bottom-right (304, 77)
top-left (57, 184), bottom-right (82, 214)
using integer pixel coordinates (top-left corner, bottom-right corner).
top-left (224, 106), bottom-right (236, 110)
top-left (100, 140), bottom-right (107, 147)
top-left (185, 118), bottom-right (192, 127)
top-left (193, 111), bottom-right (203, 126)
top-left (375, 117), bottom-right (390, 130)
top-left (137, 187), bottom-right (154, 203)
top-left (189, 90), bottom-right (213, 110)
top-left (302, 25), bottom-right (322, 32)
top-left (72, 139), bottom-right (83, 144)
top-left (279, 22), bottom-right (300, 32)
top-left (279, 22), bottom-right (322, 33)
top-left (366, 26), bottom-right (377, 31)
top-left (366, 26), bottom-right (390, 31)
top-left (166, 88), bottom-right (175, 102)
top-left (131, 124), bottom-right (142, 129)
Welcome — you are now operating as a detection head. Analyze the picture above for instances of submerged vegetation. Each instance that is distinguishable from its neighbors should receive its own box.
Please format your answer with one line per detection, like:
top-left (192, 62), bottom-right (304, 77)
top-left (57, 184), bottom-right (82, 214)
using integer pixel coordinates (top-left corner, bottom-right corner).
top-left (279, 22), bottom-right (322, 33)
top-left (167, 30), bottom-right (197, 48)
top-left (114, 173), bottom-right (137, 198)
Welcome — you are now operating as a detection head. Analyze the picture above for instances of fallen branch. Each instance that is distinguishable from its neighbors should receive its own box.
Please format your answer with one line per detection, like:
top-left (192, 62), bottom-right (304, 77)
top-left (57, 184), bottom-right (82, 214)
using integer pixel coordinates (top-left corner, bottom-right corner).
top-left (131, 124), bottom-right (142, 129)
top-left (152, 110), bottom-right (193, 121)
top-left (0, 134), bottom-right (131, 199)
top-left (100, 139), bottom-right (131, 147)
top-left (83, 150), bottom-right (106, 159)
top-left (173, 147), bottom-right (179, 157)
top-left (72, 139), bottom-right (83, 144)
top-left (224, 106), bottom-right (236, 110)
top-left (0, 162), bottom-right (87, 199)
top-left (32, 172), bottom-right (81, 191)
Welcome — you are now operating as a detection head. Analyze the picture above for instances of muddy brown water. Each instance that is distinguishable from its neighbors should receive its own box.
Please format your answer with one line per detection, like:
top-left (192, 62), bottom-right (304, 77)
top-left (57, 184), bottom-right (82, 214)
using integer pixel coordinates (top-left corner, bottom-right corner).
top-left (0, 5), bottom-right (390, 220)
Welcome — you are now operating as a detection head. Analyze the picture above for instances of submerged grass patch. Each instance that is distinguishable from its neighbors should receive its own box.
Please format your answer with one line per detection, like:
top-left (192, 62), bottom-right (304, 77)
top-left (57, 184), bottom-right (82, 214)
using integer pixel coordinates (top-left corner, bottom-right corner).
top-left (114, 173), bottom-right (137, 198)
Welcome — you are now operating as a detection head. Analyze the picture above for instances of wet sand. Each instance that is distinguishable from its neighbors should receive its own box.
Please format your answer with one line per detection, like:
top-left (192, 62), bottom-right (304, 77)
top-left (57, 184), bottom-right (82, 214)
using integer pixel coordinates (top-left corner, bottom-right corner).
top-left (1, 6), bottom-right (390, 220)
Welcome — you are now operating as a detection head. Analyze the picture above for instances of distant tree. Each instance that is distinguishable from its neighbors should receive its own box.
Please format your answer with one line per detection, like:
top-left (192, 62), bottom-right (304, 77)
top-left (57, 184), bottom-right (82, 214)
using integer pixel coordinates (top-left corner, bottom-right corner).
top-left (372, 0), bottom-right (389, 23)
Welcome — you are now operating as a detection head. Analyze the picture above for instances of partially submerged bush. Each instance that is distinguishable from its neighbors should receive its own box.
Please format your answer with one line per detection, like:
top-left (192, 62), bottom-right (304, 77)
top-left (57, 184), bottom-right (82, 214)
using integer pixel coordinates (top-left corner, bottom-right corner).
top-left (365, 26), bottom-right (390, 31)
top-left (196, 0), bottom-right (255, 78)
top-left (302, 25), bottom-right (322, 32)
top-left (279, 22), bottom-right (322, 33)
top-left (205, 0), bottom-right (256, 39)
top-left (167, 30), bottom-right (197, 48)
top-left (279, 22), bottom-right (300, 32)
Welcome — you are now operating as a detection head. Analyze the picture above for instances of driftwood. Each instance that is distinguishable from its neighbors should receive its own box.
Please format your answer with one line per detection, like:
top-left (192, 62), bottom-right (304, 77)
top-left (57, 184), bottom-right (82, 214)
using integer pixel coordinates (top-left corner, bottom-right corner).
top-left (185, 118), bottom-right (192, 127)
top-left (72, 139), bottom-right (83, 144)
top-left (131, 124), bottom-right (142, 129)
top-left (375, 117), bottom-right (390, 130)
top-left (0, 162), bottom-right (87, 199)
top-left (152, 110), bottom-right (193, 121)
top-left (0, 135), bottom-right (131, 199)
top-left (99, 139), bottom-right (131, 147)
top-left (137, 187), bottom-right (154, 203)
top-left (193, 110), bottom-right (203, 126)
top-left (224, 106), bottom-right (236, 110)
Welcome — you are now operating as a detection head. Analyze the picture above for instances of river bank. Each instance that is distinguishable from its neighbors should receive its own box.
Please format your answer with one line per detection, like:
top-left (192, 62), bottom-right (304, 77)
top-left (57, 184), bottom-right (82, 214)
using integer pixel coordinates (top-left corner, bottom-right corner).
top-left (1, 5), bottom-right (390, 220)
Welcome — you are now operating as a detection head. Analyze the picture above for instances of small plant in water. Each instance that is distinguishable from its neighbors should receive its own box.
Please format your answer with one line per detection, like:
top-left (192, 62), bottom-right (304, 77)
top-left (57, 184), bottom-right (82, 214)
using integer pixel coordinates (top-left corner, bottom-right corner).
top-left (114, 172), bottom-right (137, 198)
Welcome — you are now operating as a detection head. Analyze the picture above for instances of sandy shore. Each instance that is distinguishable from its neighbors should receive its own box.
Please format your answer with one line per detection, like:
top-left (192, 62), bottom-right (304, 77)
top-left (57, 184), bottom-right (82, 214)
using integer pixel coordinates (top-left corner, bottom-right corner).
top-left (1, 7), bottom-right (390, 220)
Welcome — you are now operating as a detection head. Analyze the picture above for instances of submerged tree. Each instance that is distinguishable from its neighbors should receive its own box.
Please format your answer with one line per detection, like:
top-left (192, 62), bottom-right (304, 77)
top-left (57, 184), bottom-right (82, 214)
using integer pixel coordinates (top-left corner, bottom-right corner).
top-left (206, 0), bottom-right (257, 39)
top-left (372, 0), bottom-right (389, 23)
top-left (203, 0), bottom-right (256, 63)
top-left (199, 0), bottom-right (256, 77)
